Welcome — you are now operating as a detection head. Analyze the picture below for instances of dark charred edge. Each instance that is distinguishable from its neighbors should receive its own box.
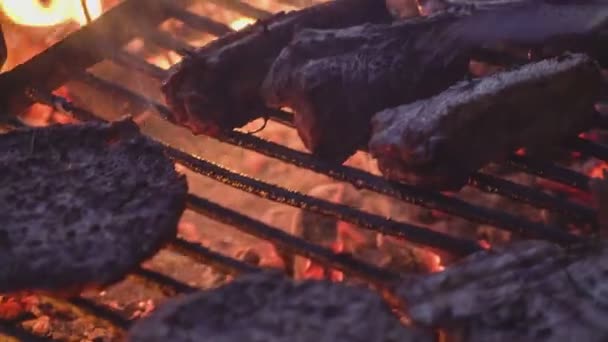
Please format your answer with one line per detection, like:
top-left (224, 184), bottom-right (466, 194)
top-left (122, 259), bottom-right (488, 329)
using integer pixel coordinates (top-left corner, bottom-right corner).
top-left (0, 320), bottom-right (54, 342)
top-left (187, 194), bottom-right (401, 284)
top-left (33, 84), bottom-right (582, 249)
top-left (507, 154), bottom-right (591, 191)
top-left (0, 0), bottom-right (186, 117)
top-left (67, 298), bottom-right (131, 330)
top-left (75, 53), bottom-right (597, 225)
top-left (162, 1), bottom-right (233, 36)
top-left (168, 239), bottom-right (261, 275)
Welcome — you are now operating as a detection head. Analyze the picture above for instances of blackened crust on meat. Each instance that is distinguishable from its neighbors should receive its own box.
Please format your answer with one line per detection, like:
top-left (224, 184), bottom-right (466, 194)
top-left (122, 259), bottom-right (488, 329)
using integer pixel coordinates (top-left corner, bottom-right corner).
top-left (397, 240), bottom-right (608, 342)
top-left (161, 0), bottom-right (392, 137)
top-left (128, 271), bottom-right (433, 342)
top-left (262, 13), bottom-right (472, 162)
top-left (369, 53), bottom-right (602, 190)
top-left (0, 120), bottom-right (188, 294)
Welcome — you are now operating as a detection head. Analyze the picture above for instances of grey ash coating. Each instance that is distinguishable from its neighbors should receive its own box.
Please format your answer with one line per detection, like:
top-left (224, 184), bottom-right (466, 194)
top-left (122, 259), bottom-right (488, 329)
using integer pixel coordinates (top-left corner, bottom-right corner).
top-left (0, 120), bottom-right (188, 294)
top-left (262, 13), bottom-right (471, 162)
top-left (369, 53), bottom-right (603, 189)
top-left (128, 271), bottom-right (432, 342)
top-left (160, 0), bottom-right (391, 137)
top-left (397, 240), bottom-right (608, 342)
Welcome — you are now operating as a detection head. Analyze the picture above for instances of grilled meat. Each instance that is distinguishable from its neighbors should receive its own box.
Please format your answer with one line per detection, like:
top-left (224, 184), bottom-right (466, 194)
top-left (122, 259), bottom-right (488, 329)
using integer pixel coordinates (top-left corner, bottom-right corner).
top-left (262, 13), bottom-right (472, 161)
top-left (262, 0), bottom-right (608, 162)
top-left (160, 0), bottom-right (391, 137)
top-left (129, 271), bottom-right (432, 342)
top-left (0, 120), bottom-right (187, 294)
top-left (369, 53), bottom-right (602, 189)
top-left (397, 240), bottom-right (608, 342)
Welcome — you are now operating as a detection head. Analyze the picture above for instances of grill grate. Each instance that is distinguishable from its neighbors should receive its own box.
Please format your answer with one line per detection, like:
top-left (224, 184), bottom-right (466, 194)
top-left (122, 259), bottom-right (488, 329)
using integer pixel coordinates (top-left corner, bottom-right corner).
top-left (1, 0), bottom-right (607, 340)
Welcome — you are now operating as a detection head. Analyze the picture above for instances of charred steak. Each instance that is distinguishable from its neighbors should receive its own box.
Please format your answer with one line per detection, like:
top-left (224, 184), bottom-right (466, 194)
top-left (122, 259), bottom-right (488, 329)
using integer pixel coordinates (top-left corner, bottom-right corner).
top-left (262, 13), bottom-right (472, 161)
top-left (0, 120), bottom-right (188, 294)
top-left (369, 53), bottom-right (602, 189)
top-left (128, 271), bottom-right (432, 342)
top-left (397, 240), bottom-right (608, 342)
top-left (161, 0), bottom-right (392, 137)
top-left (262, 0), bottom-right (608, 162)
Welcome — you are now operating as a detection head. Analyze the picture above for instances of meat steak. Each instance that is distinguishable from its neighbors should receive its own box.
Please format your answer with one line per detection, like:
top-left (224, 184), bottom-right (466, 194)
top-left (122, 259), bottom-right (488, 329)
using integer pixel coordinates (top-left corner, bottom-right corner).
top-left (397, 240), bottom-right (608, 341)
top-left (0, 120), bottom-right (187, 294)
top-left (128, 271), bottom-right (432, 342)
top-left (369, 53), bottom-right (602, 189)
top-left (161, 0), bottom-right (391, 137)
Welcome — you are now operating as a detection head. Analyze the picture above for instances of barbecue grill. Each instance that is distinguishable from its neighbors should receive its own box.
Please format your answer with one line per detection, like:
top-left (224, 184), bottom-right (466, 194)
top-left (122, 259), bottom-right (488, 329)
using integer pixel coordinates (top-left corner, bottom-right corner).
top-left (0, 0), bottom-right (607, 340)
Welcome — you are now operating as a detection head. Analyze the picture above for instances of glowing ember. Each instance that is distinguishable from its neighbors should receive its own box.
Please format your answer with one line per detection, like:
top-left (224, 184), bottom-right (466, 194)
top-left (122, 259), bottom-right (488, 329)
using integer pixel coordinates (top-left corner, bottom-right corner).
top-left (590, 163), bottom-right (608, 179)
top-left (429, 253), bottom-right (444, 272)
top-left (229, 17), bottom-right (256, 31)
top-left (1, 0), bottom-right (102, 27)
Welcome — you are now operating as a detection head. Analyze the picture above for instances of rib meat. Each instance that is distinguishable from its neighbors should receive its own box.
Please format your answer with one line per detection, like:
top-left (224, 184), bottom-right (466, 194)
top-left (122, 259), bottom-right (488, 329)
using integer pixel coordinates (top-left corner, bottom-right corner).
top-left (369, 53), bottom-right (602, 189)
top-left (0, 120), bottom-right (187, 294)
top-left (262, 0), bottom-right (608, 162)
top-left (396, 240), bottom-right (608, 342)
top-left (160, 0), bottom-right (392, 137)
top-left (128, 271), bottom-right (432, 342)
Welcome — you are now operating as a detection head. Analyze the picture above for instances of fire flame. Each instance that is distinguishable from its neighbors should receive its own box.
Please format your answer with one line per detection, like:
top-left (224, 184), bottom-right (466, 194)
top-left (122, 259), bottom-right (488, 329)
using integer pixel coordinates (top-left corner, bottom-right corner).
top-left (1, 0), bottom-right (102, 27)
top-left (229, 17), bottom-right (255, 31)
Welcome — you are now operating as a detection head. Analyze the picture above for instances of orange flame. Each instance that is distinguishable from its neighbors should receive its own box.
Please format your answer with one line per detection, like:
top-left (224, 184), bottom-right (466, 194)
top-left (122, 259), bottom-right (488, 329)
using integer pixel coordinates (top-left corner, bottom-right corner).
top-left (1, 0), bottom-right (102, 27)
top-left (229, 17), bottom-right (255, 31)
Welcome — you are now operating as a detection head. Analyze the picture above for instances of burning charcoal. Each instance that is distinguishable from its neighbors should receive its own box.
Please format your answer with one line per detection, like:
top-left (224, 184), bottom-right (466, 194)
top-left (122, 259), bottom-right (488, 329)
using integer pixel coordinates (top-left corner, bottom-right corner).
top-left (263, 0), bottom-right (608, 162)
top-left (128, 271), bottom-right (433, 342)
top-left (0, 119), bottom-right (188, 294)
top-left (385, 0), bottom-right (421, 18)
top-left (369, 53), bottom-right (602, 189)
top-left (160, 0), bottom-right (392, 137)
top-left (396, 240), bottom-right (608, 342)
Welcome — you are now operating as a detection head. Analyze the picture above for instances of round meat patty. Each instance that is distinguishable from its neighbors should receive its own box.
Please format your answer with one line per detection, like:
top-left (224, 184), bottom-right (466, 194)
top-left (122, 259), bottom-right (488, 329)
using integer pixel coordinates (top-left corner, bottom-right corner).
top-left (0, 119), bottom-right (188, 294)
top-left (128, 271), bottom-right (432, 342)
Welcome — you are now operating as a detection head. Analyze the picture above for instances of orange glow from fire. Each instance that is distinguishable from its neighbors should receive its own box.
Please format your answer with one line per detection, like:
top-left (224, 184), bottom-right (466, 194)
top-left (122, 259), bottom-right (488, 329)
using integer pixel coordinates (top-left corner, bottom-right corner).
top-left (229, 17), bottom-right (255, 31)
top-left (590, 163), bottom-right (608, 179)
top-left (429, 253), bottom-right (444, 272)
top-left (1, 0), bottom-right (102, 27)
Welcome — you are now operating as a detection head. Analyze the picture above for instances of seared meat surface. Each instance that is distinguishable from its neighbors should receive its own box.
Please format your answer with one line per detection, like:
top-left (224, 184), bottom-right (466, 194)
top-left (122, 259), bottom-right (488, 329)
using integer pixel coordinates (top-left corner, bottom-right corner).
top-left (397, 240), bottom-right (608, 342)
top-left (160, 0), bottom-right (391, 137)
top-left (262, 13), bottom-right (472, 161)
top-left (0, 120), bottom-right (187, 294)
top-left (262, 0), bottom-right (608, 162)
top-left (369, 53), bottom-right (602, 189)
top-left (129, 271), bottom-right (432, 342)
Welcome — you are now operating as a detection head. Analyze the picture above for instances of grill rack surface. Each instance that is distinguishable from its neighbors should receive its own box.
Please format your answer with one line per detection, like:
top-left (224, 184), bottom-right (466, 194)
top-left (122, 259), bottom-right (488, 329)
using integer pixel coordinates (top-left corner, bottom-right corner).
top-left (1, 0), bottom-right (608, 340)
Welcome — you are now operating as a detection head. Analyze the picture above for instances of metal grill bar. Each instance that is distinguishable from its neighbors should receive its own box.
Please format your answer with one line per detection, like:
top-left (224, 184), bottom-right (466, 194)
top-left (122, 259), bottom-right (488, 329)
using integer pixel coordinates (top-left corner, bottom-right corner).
top-left (162, 1), bottom-right (233, 35)
top-left (67, 298), bottom-right (131, 330)
top-left (64, 71), bottom-right (586, 245)
top-left (186, 194), bottom-right (401, 283)
top-left (507, 154), bottom-right (591, 191)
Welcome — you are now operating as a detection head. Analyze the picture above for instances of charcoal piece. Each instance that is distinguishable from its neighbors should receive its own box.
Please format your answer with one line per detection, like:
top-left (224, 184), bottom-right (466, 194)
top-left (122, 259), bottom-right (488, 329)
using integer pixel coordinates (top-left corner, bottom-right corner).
top-left (128, 271), bottom-right (432, 342)
top-left (262, 13), bottom-right (472, 161)
top-left (396, 240), bottom-right (608, 342)
top-left (160, 0), bottom-right (391, 137)
top-left (0, 120), bottom-right (188, 294)
top-left (369, 53), bottom-right (602, 189)
top-left (589, 173), bottom-right (608, 235)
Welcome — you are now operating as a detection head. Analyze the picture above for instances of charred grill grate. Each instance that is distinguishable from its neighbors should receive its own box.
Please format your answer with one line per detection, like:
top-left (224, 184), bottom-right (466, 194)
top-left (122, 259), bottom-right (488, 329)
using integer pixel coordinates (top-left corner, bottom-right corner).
top-left (1, 0), bottom-right (608, 340)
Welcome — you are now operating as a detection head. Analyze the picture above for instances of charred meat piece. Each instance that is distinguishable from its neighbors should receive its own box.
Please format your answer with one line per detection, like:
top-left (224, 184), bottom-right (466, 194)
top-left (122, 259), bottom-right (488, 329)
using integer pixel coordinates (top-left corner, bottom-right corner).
top-left (397, 240), bottom-right (608, 342)
top-left (369, 53), bottom-right (602, 189)
top-left (263, 0), bottom-right (608, 162)
top-left (262, 13), bottom-right (472, 161)
top-left (0, 120), bottom-right (187, 294)
top-left (129, 271), bottom-right (432, 342)
top-left (161, 0), bottom-right (392, 137)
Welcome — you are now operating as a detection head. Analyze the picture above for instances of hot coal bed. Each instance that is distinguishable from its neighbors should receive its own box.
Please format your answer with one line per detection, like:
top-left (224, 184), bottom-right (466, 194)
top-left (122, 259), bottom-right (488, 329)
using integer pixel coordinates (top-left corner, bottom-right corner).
top-left (1, 0), bottom-right (608, 341)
